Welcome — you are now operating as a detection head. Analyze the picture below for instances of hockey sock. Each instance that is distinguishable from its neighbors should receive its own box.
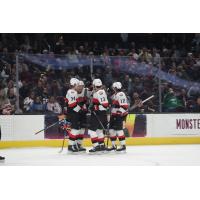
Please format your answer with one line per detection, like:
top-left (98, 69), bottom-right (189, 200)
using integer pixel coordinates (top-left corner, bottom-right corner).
top-left (68, 129), bottom-right (79, 146)
top-left (77, 128), bottom-right (85, 146)
top-left (88, 130), bottom-right (99, 147)
top-left (97, 129), bottom-right (105, 145)
top-left (109, 129), bottom-right (117, 146)
top-left (116, 130), bottom-right (126, 146)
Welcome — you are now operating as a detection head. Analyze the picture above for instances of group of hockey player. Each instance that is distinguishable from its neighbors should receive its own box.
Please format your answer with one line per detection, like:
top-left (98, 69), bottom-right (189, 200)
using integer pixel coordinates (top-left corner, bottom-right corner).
top-left (64, 77), bottom-right (129, 154)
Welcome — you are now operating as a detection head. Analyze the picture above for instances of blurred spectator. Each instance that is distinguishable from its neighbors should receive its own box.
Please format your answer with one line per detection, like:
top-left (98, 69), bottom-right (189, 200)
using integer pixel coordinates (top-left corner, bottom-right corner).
top-left (163, 88), bottom-right (184, 112)
top-left (176, 88), bottom-right (187, 111)
top-left (7, 88), bottom-right (16, 106)
top-left (104, 66), bottom-right (113, 87)
top-left (138, 48), bottom-right (152, 63)
top-left (49, 80), bottom-right (62, 97)
top-left (0, 62), bottom-right (10, 80)
top-left (55, 36), bottom-right (65, 54)
top-left (23, 91), bottom-right (35, 112)
top-left (4, 80), bottom-right (17, 96)
top-left (132, 77), bottom-right (143, 93)
top-left (46, 96), bottom-right (62, 114)
top-left (121, 75), bottom-right (133, 95)
top-left (1, 103), bottom-right (14, 115)
top-left (30, 96), bottom-right (45, 113)
top-left (19, 80), bottom-right (31, 99)
top-left (0, 88), bottom-right (10, 114)
top-left (192, 97), bottom-right (200, 112)
top-left (34, 80), bottom-right (44, 97)
top-left (144, 100), bottom-right (156, 113)
top-left (129, 92), bottom-right (144, 112)
top-left (152, 48), bottom-right (160, 65)
top-left (41, 87), bottom-right (50, 104)
top-left (128, 49), bottom-right (139, 60)
top-left (187, 83), bottom-right (200, 98)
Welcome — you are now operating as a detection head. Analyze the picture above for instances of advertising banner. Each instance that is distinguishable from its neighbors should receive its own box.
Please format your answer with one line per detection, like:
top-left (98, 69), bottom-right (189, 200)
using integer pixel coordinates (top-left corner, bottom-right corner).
top-left (147, 114), bottom-right (200, 137)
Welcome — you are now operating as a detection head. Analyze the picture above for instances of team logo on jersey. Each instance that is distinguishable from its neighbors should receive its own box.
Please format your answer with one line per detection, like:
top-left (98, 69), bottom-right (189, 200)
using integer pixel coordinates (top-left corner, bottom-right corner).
top-left (119, 93), bottom-right (123, 96)
top-left (99, 91), bottom-right (103, 95)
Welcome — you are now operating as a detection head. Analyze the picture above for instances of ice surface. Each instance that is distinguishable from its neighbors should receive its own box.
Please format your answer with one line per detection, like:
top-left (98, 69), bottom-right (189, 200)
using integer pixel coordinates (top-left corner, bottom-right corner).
top-left (1, 145), bottom-right (200, 166)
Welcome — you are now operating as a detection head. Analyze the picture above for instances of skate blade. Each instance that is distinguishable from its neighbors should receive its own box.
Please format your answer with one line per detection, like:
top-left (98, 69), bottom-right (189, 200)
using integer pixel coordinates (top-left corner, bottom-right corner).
top-left (88, 151), bottom-right (102, 155)
top-left (100, 150), bottom-right (110, 154)
top-left (115, 150), bottom-right (126, 154)
top-left (67, 151), bottom-right (80, 155)
top-left (105, 150), bottom-right (116, 154)
top-left (78, 151), bottom-right (87, 154)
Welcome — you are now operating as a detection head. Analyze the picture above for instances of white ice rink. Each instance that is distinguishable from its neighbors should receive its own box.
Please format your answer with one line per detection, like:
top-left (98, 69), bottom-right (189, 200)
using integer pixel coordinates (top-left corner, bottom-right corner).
top-left (1, 144), bottom-right (200, 166)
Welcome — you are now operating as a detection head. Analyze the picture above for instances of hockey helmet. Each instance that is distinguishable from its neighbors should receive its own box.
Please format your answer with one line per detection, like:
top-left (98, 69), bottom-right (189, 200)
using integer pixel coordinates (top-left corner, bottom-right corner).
top-left (78, 80), bottom-right (84, 86)
top-left (112, 82), bottom-right (122, 89)
top-left (93, 79), bottom-right (102, 87)
top-left (70, 78), bottom-right (79, 86)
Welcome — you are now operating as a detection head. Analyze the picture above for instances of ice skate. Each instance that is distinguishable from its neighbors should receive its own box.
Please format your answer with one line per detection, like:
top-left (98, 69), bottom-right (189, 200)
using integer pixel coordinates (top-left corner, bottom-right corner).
top-left (106, 145), bottom-right (117, 152)
top-left (99, 144), bottom-right (107, 154)
top-left (116, 145), bottom-right (126, 153)
top-left (77, 144), bottom-right (86, 153)
top-left (88, 145), bottom-right (101, 154)
top-left (0, 156), bottom-right (5, 162)
top-left (68, 145), bottom-right (79, 154)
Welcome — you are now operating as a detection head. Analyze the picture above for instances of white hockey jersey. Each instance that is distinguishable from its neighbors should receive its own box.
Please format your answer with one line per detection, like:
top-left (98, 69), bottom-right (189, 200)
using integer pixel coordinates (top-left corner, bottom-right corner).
top-left (65, 89), bottom-right (81, 112)
top-left (92, 89), bottom-right (109, 111)
top-left (111, 91), bottom-right (128, 116)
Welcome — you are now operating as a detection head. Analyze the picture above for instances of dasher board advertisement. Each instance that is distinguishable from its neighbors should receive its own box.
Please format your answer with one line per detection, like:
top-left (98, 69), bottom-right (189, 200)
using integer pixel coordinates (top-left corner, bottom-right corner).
top-left (147, 114), bottom-right (200, 137)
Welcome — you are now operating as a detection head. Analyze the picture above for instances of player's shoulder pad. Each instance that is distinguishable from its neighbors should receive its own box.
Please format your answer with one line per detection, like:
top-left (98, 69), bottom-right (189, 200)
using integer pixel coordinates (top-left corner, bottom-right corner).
top-left (97, 89), bottom-right (105, 95)
top-left (68, 89), bottom-right (76, 94)
top-left (117, 91), bottom-right (126, 97)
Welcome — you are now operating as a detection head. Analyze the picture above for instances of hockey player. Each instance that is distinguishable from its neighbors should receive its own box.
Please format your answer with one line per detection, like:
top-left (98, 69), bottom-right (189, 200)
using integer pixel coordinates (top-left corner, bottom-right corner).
top-left (107, 82), bottom-right (128, 152)
top-left (0, 156), bottom-right (5, 161)
top-left (88, 79), bottom-right (109, 153)
top-left (76, 80), bottom-right (90, 152)
top-left (65, 78), bottom-right (82, 153)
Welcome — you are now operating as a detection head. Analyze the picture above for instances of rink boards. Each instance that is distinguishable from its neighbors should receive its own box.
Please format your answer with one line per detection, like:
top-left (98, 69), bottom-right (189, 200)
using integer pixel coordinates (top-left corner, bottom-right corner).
top-left (0, 114), bottom-right (200, 148)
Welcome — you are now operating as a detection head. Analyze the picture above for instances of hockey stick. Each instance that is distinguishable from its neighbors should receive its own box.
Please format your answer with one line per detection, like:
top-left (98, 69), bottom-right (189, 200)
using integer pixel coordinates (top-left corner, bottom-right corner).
top-left (92, 111), bottom-right (110, 147)
top-left (58, 130), bottom-right (68, 153)
top-left (92, 111), bottom-right (107, 132)
top-left (58, 136), bottom-right (66, 153)
top-left (58, 121), bottom-right (71, 153)
top-left (129, 95), bottom-right (155, 111)
top-left (106, 106), bottom-right (112, 148)
top-left (106, 122), bottom-right (110, 148)
top-left (34, 119), bottom-right (65, 135)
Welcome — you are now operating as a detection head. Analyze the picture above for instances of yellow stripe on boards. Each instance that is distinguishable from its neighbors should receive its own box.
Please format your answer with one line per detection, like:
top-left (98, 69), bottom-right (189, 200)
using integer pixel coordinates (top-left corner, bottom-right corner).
top-left (1, 137), bottom-right (200, 149)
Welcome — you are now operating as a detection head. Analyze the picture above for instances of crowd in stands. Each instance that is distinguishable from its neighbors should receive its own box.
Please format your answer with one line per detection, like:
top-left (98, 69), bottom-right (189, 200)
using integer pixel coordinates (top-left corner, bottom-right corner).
top-left (0, 33), bottom-right (200, 115)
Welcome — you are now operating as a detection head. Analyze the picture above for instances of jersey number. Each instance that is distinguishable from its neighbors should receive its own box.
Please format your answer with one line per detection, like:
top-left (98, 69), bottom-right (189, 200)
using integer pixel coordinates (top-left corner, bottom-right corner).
top-left (120, 99), bottom-right (126, 103)
top-left (100, 97), bottom-right (106, 102)
top-left (71, 97), bottom-right (76, 101)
